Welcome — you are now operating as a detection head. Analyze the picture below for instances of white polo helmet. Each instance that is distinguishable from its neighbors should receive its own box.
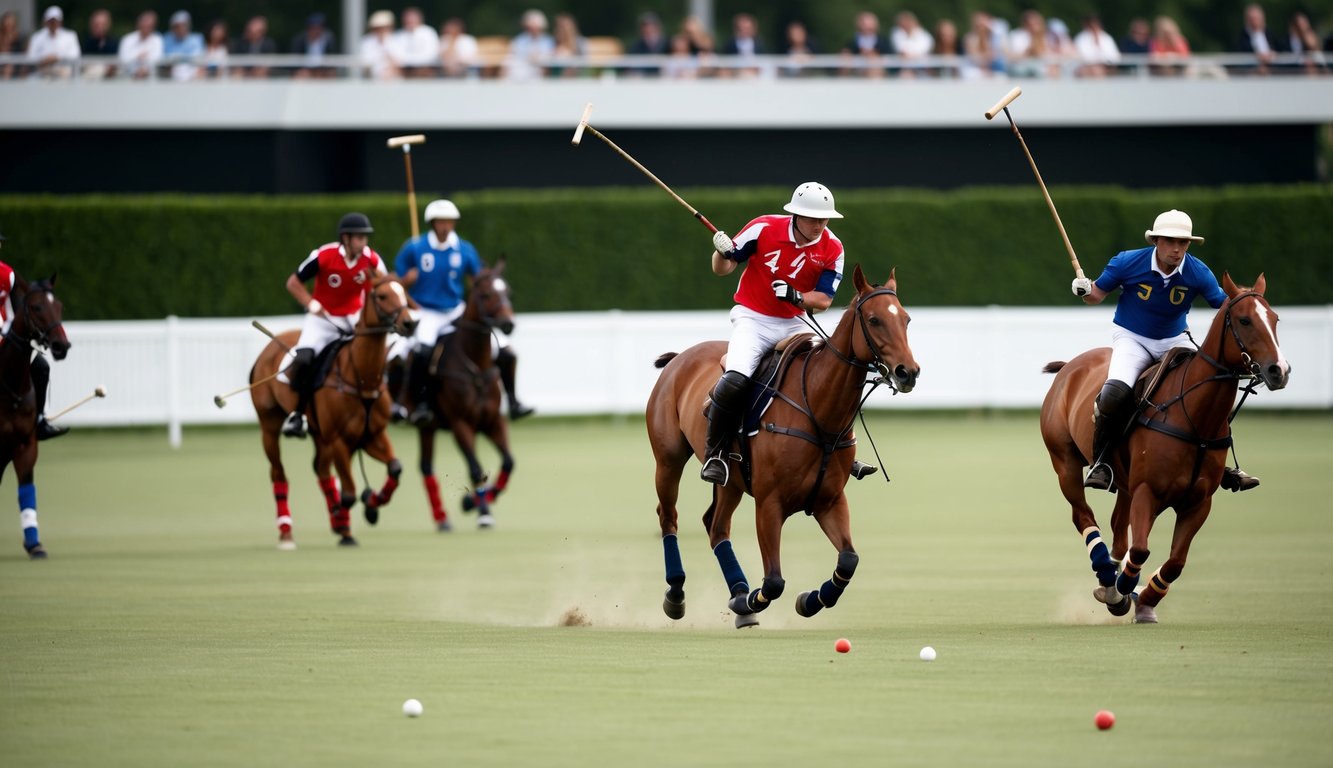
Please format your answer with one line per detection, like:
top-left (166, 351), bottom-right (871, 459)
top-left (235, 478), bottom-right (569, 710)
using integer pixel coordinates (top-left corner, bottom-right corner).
top-left (424, 199), bottom-right (461, 222)
top-left (1144, 209), bottom-right (1203, 244)
top-left (783, 182), bottom-right (843, 219)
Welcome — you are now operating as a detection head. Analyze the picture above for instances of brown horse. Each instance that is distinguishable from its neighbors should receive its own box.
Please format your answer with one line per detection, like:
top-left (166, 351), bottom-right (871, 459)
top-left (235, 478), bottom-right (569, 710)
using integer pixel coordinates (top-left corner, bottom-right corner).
top-left (413, 261), bottom-right (516, 530)
top-left (1040, 274), bottom-right (1290, 623)
top-left (647, 265), bottom-right (919, 628)
top-left (0, 274), bottom-right (70, 558)
top-left (250, 275), bottom-right (417, 549)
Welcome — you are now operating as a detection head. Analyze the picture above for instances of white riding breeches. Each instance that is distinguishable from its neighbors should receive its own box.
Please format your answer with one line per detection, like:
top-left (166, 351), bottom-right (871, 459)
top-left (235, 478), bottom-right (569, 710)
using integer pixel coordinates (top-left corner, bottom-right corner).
top-left (725, 305), bottom-right (808, 377)
top-left (1107, 327), bottom-right (1192, 386)
top-left (276, 311), bottom-right (357, 384)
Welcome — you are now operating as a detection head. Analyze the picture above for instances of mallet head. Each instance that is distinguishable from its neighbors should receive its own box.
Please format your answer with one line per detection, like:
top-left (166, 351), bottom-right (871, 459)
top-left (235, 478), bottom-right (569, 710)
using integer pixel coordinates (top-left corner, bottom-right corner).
top-left (386, 134), bottom-right (426, 151)
top-left (571, 103), bottom-right (593, 146)
top-left (95, 386), bottom-right (106, 398)
top-left (985, 86), bottom-right (1023, 120)
top-left (213, 395), bottom-right (227, 409)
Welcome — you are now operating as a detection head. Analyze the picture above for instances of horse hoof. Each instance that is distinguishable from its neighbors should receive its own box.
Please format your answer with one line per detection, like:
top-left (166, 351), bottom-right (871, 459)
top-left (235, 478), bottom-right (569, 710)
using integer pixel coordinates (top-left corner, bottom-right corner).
top-left (1132, 593), bottom-right (1158, 624)
top-left (337, 535), bottom-right (359, 547)
top-left (728, 594), bottom-right (754, 616)
top-left (26, 545), bottom-right (47, 560)
top-left (461, 494), bottom-right (475, 512)
top-left (663, 591), bottom-right (685, 620)
top-left (361, 491), bottom-right (380, 526)
top-left (1105, 593), bottom-right (1132, 617)
top-left (794, 591), bottom-right (819, 618)
top-left (477, 513), bottom-right (495, 529)
top-left (277, 534), bottom-right (297, 551)
top-left (735, 612), bottom-right (760, 629)
top-left (437, 520), bottom-right (453, 532)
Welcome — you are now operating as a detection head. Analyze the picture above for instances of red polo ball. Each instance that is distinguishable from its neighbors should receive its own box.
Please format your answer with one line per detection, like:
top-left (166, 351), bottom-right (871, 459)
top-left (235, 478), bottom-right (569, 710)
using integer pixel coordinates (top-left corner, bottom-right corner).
top-left (1095, 710), bottom-right (1116, 730)
top-left (834, 638), bottom-right (851, 654)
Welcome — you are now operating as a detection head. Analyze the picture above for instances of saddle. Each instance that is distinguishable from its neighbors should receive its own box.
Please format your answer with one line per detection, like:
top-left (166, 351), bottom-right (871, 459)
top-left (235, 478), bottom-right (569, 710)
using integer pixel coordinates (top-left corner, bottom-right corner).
top-left (1133, 346), bottom-right (1194, 403)
top-left (713, 333), bottom-right (820, 433)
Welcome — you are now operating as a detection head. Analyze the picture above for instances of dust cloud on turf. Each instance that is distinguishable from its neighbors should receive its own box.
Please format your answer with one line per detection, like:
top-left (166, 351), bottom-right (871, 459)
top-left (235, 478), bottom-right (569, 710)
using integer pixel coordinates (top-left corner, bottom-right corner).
top-left (1053, 579), bottom-right (1127, 625)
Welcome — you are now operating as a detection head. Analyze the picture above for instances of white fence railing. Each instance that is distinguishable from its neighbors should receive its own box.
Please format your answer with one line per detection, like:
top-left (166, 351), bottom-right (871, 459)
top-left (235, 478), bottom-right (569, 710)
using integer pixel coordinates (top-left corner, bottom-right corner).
top-left (44, 306), bottom-right (1333, 447)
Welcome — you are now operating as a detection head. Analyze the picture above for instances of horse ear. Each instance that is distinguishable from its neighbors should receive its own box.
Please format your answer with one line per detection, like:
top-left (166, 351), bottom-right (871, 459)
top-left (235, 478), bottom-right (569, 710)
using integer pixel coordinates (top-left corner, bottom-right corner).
top-left (852, 263), bottom-right (868, 293)
top-left (48, 271), bottom-right (57, 288)
top-left (1221, 271), bottom-right (1238, 297)
top-left (494, 255), bottom-right (506, 274)
top-left (1252, 272), bottom-right (1266, 295)
top-left (886, 267), bottom-right (897, 291)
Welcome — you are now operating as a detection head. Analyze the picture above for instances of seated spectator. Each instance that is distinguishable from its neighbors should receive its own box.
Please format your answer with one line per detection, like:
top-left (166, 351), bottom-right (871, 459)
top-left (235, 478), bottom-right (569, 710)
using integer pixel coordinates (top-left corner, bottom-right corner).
top-left (118, 10), bottom-right (162, 79)
top-left (361, 10), bottom-right (402, 80)
top-left (891, 11), bottom-right (934, 78)
top-left (842, 10), bottom-right (892, 78)
top-left (780, 20), bottom-right (819, 78)
top-left (681, 15), bottom-right (714, 57)
top-left (162, 10), bottom-right (204, 81)
top-left (1236, 3), bottom-right (1281, 74)
top-left (231, 15), bottom-right (277, 79)
top-left (549, 13), bottom-right (587, 78)
top-left (82, 8), bottom-right (118, 79)
top-left (720, 12), bottom-right (764, 78)
top-left (395, 7), bottom-right (439, 78)
top-left (27, 6), bottom-right (81, 79)
top-left (963, 11), bottom-right (1006, 78)
top-left (0, 12), bottom-right (27, 78)
top-left (1073, 14), bottom-right (1120, 77)
top-left (504, 9), bottom-right (553, 80)
top-left (626, 11), bottom-right (667, 77)
top-left (1121, 18), bottom-right (1151, 56)
top-left (438, 17), bottom-right (478, 78)
top-left (1149, 15), bottom-right (1191, 66)
top-left (202, 19), bottom-right (228, 78)
top-left (1008, 10), bottom-right (1060, 78)
top-left (932, 18), bottom-right (963, 78)
top-left (1286, 12), bottom-right (1326, 73)
top-left (291, 12), bottom-right (337, 79)
top-left (1048, 17), bottom-right (1079, 72)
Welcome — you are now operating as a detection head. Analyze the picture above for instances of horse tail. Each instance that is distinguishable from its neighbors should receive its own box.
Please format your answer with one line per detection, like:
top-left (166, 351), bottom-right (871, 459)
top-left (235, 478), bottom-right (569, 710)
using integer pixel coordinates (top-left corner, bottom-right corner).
top-left (654, 352), bottom-right (679, 369)
top-left (1042, 361), bottom-right (1067, 374)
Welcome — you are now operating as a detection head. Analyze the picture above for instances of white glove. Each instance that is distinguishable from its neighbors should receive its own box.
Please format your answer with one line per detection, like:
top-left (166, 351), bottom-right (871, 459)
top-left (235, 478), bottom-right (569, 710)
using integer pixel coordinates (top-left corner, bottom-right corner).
top-left (307, 299), bottom-right (324, 315)
top-left (712, 230), bottom-right (735, 254)
top-left (771, 280), bottom-right (803, 307)
top-left (1071, 277), bottom-right (1093, 297)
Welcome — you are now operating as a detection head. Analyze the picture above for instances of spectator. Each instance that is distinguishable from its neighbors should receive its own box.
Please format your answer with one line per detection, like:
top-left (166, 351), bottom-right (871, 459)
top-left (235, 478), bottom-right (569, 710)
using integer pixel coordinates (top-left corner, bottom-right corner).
top-left (394, 7), bottom-right (439, 78)
top-left (1149, 15), bottom-right (1191, 76)
top-left (82, 9), bottom-right (118, 79)
top-left (361, 10), bottom-right (402, 80)
top-left (27, 6), bottom-right (81, 79)
top-left (118, 10), bottom-right (162, 79)
top-left (438, 17), bottom-right (478, 78)
top-left (842, 10), bottom-right (891, 78)
top-left (1286, 12), bottom-right (1326, 73)
top-left (231, 15), bottom-right (277, 79)
top-left (932, 18), bottom-right (963, 78)
top-left (890, 11), bottom-right (933, 78)
top-left (1073, 14), bottom-right (1120, 77)
top-left (1236, 3), bottom-right (1281, 74)
top-left (780, 20), bottom-right (819, 78)
top-left (626, 11), bottom-right (667, 77)
top-left (202, 19), bottom-right (228, 78)
top-left (963, 11), bottom-right (1006, 78)
top-left (663, 32), bottom-right (699, 79)
top-left (720, 12), bottom-right (764, 78)
top-left (504, 9), bottom-right (553, 80)
top-left (291, 12), bottom-right (337, 79)
top-left (162, 10), bottom-right (204, 81)
top-left (550, 13), bottom-right (587, 78)
top-left (678, 15), bottom-right (716, 76)
top-left (1009, 10), bottom-right (1060, 78)
top-left (1121, 18), bottom-right (1151, 55)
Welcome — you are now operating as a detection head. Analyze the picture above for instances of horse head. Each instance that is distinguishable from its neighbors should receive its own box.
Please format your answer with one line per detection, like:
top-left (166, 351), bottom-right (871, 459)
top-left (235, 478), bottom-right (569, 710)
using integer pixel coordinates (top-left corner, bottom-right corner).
top-left (362, 273), bottom-right (419, 338)
top-left (849, 265), bottom-right (919, 393)
top-left (13, 273), bottom-right (70, 361)
top-left (469, 258), bottom-right (516, 336)
top-left (1216, 272), bottom-right (1289, 391)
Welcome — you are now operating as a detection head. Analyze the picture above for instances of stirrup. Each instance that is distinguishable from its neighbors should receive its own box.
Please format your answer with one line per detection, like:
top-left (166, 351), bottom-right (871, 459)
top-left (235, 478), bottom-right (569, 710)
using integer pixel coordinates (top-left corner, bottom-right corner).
top-left (850, 460), bottom-right (878, 480)
top-left (281, 411), bottom-right (307, 438)
top-left (36, 417), bottom-right (69, 441)
top-left (1220, 467), bottom-right (1260, 493)
top-left (408, 402), bottom-right (433, 426)
top-left (700, 454), bottom-right (730, 485)
top-left (1083, 462), bottom-right (1114, 492)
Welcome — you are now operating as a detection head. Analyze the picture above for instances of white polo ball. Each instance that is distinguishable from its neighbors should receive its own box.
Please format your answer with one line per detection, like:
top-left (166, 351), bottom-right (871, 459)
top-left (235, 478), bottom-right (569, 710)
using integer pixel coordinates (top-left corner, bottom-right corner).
top-left (402, 698), bottom-right (424, 717)
top-left (919, 646), bottom-right (937, 662)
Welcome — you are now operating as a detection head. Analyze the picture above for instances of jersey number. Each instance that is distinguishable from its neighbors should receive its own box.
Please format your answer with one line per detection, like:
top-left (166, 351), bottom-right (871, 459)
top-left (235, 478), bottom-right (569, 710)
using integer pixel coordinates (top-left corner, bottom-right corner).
top-left (1136, 284), bottom-right (1152, 301)
top-left (763, 250), bottom-right (806, 279)
top-left (421, 253), bottom-right (435, 272)
top-left (1169, 286), bottom-right (1187, 305)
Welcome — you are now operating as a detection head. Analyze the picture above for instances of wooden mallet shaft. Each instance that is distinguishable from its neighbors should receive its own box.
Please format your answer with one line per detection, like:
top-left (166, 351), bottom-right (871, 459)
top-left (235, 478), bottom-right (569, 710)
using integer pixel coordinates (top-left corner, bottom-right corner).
top-left (48, 386), bottom-right (107, 422)
top-left (570, 103), bottom-right (719, 234)
top-left (387, 134), bottom-right (427, 239)
top-left (985, 88), bottom-right (1084, 279)
top-left (213, 369), bottom-right (284, 409)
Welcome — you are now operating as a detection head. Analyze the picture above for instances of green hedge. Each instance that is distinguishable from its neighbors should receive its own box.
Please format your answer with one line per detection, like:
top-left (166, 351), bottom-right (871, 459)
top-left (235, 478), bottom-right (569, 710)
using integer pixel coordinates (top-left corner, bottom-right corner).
top-left (1, 186), bottom-right (1328, 320)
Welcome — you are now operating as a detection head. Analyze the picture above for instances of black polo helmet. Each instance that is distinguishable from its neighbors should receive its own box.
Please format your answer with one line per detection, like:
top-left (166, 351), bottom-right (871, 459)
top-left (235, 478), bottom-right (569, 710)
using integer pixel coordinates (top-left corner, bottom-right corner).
top-left (337, 212), bottom-right (374, 235)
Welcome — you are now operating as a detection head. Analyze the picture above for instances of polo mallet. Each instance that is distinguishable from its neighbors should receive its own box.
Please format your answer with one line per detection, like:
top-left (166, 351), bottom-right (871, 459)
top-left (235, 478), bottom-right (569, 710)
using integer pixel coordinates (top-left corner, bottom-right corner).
top-left (250, 320), bottom-right (290, 350)
top-left (985, 87), bottom-right (1085, 280)
top-left (48, 386), bottom-right (107, 422)
top-left (212, 321), bottom-right (292, 408)
top-left (387, 134), bottom-right (427, 238)
top-left (571, 103), bottom-right (720, 234)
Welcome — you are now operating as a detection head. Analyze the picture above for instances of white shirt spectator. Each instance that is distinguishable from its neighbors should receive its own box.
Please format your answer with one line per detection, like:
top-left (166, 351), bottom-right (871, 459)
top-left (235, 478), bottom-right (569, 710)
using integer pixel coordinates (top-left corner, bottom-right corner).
top-left (891, 26), bottom-right (934, 58)
top-left (394, 22), bottom-right (440, 68)
top-left (439, 30), bottom-right (478, 74)
top-left (360, 32), bottom-right (403, 79)
top-left (27, 25), bottom-right (81, 77)
top-left (1074, 27), bottom-right (1121, 64)
top-left (118, 29), bottom-right (163, 78)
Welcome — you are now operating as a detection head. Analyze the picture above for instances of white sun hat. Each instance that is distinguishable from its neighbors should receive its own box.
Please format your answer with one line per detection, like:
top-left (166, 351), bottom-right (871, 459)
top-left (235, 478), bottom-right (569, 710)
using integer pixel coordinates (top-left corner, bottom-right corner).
top-left (1145, 209), bottom-right (1204, 244)
top-left (783, 182), bottom-right (843, 219)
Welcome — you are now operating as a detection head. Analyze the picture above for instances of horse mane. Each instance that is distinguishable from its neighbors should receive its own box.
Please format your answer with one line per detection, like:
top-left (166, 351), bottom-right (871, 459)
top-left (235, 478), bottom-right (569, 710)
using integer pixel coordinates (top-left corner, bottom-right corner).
top-left (654, 352), bottom-right (678, 369)
top-left (1042, 361), bottom-right (1066, 374)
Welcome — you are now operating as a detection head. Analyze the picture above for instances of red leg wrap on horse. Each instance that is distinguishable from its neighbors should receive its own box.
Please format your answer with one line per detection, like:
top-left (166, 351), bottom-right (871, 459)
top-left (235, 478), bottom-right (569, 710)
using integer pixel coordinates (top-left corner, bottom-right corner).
top-left (318, 477), bottom-right (339, 515)
top-left (423, 474), bottom-right (445, 522)
top-left (374, 475), bottom-right (400, 506)
top-left (494, 469), bottom-right (511, 493)
top-left (273, 482), bottom-right (291, 533)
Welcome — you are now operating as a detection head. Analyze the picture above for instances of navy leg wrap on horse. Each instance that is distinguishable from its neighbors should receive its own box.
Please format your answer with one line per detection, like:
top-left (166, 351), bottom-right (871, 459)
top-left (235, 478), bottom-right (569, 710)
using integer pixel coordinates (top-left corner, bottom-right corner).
top-left (1117, 548), bottom-right (1149, 596)
top-left (746, 576), bottom-right (785, 613)
top-left (712, 539), bottom-right (749, 596)
top-left (1084, 528), bottom-right (1116, 586)
top-left (663, 534), bottom-right (685, 587)
top-left (18, 482), bottom-right (39, 549)
top-left (817, 550), bottom-right (859, 609)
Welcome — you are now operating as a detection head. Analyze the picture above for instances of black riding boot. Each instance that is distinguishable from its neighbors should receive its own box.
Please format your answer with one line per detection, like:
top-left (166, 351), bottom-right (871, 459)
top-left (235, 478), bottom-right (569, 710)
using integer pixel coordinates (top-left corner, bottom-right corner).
top-left (700, 370), bottom-right (750, 485)
top-left (1220, 466), bottom-right (1261, 492)
top-left (31, 355), bottom-right (67, 441)
top-left (407, 348), bottom-right (434, 426)
top-left (282, 349), bottom-right (314, 439)
top-left (387, 357), bottom-right (408, 423)
top-left (496, 347), bottom-right (534, 420)
top-left (1085, 380), bottom-right (1135, 491)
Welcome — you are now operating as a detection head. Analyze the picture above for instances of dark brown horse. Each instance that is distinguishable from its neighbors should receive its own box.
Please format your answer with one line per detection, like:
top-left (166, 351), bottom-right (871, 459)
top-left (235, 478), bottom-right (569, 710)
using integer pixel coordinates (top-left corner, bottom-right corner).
top-left (250, 275), bottom-right (417, 548)
top-left (0, 274), bottom-right (70, 559)
top-left (413, 261), bottom-right (516, 530)
top-left (1040, 274), bottom-right (1290, 623)
top-left (646, 265), bottom-right (919, 628)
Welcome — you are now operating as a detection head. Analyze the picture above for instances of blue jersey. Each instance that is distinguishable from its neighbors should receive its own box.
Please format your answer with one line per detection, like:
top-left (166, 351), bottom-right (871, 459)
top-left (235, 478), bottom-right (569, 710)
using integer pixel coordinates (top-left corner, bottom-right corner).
top-left (394, 231), bottom-right (482, 311)
top-left (1094, 246), bottom-right (1226, 339)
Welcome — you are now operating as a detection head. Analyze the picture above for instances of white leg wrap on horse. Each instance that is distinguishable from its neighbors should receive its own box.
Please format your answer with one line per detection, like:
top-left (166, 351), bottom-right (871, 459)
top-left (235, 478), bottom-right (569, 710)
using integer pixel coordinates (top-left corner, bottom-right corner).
top-left (19, 508), bottom-right (37, 529)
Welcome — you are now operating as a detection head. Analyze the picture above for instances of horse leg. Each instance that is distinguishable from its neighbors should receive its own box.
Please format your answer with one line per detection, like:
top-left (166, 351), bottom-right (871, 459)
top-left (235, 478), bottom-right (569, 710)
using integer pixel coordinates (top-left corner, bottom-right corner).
top-left (313, 446), bottom-right (353, 546)
top-left (450, 421), bottom-right (493, 528)
top-left (358, 431), bottom-right (402, 526)
top-left (733, 495), bottom-right (788, 624)
top-left (332, 449), bottom-right (359, 546)
top-left (704, 484), bottom-right (756, 628)
top-left (417, 425), bottom-right (451, 531)
top-left (796, 493), bottom-right (859, 617)
top-left (261, 423), bottom-right (296, 550)
top-left (1133, 498), bottom-right (1213, 624)
top-left (654, 450), bottom-right (689, 619)
top-left (463, 417), bottom-right (514, 512)
top-left (1051, 443), bottom-right (1125, 610)
top-left (1102, 485), bottom-right (1164, 616)
top-left (12, 446), bottom-right (44, 559)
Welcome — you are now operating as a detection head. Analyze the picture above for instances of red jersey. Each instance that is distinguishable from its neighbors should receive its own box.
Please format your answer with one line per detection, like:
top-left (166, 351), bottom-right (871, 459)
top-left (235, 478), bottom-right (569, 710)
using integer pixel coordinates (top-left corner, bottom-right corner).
top-left (0, 261), bottom-right (14, 324)
top-left (295, 243), bottom-right (384, 317)
top-left (730, 215), bottom-right (845, 318)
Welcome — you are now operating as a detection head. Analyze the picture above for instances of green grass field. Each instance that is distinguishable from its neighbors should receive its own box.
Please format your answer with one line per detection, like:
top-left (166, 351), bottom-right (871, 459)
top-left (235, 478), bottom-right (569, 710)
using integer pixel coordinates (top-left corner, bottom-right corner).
top-left (2, 412), bottom-right (1332, 767)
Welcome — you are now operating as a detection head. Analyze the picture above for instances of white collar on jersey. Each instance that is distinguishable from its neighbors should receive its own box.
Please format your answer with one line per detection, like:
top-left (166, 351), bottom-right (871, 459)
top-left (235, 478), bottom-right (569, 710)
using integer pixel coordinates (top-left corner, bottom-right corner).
top-left (1149, 246), bottom-right (1183, 281)
top-left (428, 230), bottom-right (459, 251)
top-left (787, 216), bottom-right (826, 248)
top-left (337, 243), bottom-right (364, 267)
